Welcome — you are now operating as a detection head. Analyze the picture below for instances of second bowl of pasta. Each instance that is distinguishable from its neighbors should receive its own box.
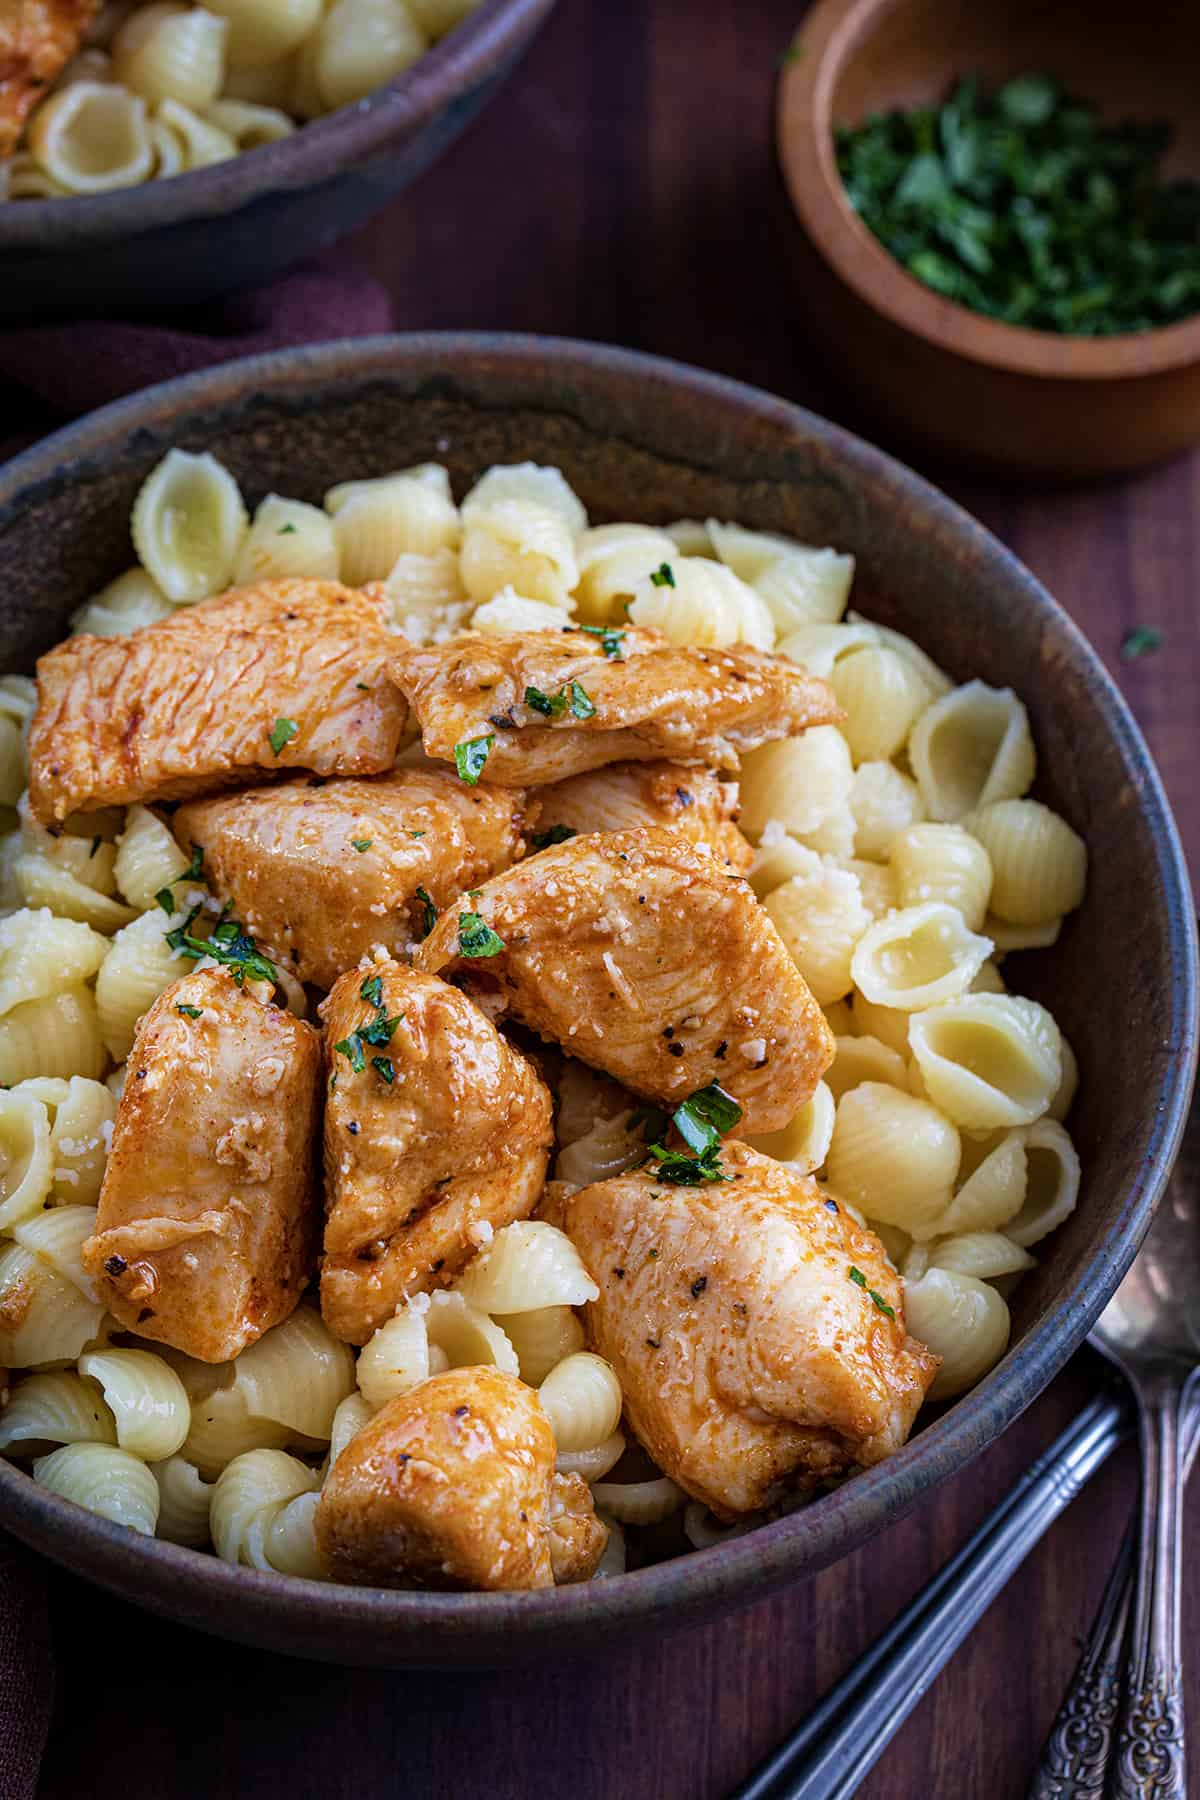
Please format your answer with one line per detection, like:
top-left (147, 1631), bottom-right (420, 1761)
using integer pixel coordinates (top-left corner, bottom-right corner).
top-left (0, 0), bottom-right (557, 322)
top-left (0, 332), bottom-right (1192, 1665)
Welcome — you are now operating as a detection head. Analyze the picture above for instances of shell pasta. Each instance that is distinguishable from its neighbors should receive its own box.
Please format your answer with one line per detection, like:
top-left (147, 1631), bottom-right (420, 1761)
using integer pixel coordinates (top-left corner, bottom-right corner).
top-left (0, 452), bottom-right (1086, 1590)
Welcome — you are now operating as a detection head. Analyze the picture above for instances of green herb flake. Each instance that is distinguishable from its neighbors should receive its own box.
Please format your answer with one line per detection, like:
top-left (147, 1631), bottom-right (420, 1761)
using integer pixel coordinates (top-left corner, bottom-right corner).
top-left (531, 824), bottom-right (577, 851)
top-left (352, 837), bottom-right (373, 853)
top-left (647, 1141), bottom-right (726, 1186)
top-left (334, 1034), bottom-right (366, 1074)
top-left (164, 905), bottom-right (277, 989)
top-left (155, 887), bottom-right (177, 917)
top-left (868, 1288), bottom-right (897, 1320)
top-left (650, 562), bottom-right (676, 588)
top-left (407, 830), bottom-right (425, 839)
top-left (414, 885), bottom-right (438, 937)
top-left (524, 685), bottom-right (561, 717)
top-left (359, 974), bottom-right (384, 1008)
top-left (673, 1083), bottom-right (742, 1154)
top-left (355, 682), bottom-right (370, 693)
top-left (566, 680), bottom-right (595, 719)
top-left (184, 843), bottom-right (204, 882)
top-left (358, 1012), bottom-right (402, 1048)
top-left (578, 624), bottom-right (626, 660)
top-left (454, 734), bottom-right (494, 785)
top-left (848, 1266), bottom-right (867, 1288)
top-left (457, 911), bottom-right (505, 958)
top-left (1121, 625), bottom-right (1164, 661)
top-left (175, 1003), bottom-right (203, 1019)
top-left (371, 1055), bottom-right (396, 1084)
top-left (278, 522), bottom-right (298, 535)
top-left (269, 717), bottom-right (299, 756)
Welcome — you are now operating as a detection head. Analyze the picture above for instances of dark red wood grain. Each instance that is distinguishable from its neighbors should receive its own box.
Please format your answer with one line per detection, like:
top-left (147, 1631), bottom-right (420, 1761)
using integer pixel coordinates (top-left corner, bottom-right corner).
top-left (35, 3), bottom-right (1200, 1796)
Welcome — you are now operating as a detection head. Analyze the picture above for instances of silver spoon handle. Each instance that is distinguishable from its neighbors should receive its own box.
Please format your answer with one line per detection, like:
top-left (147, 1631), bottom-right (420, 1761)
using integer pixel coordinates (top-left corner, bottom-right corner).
top-left (1108, 1376), bottom-right (1189, 1800)
top-left (1027, 1388), bottom-right (1200, 1800)
top-left (730, 1393), bottom-right (1128, 1800)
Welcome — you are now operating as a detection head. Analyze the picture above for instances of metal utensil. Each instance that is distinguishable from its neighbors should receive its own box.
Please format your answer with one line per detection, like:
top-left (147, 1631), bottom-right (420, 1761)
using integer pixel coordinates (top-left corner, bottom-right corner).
top-left (732, 1092), bottom-right (1200, 1800)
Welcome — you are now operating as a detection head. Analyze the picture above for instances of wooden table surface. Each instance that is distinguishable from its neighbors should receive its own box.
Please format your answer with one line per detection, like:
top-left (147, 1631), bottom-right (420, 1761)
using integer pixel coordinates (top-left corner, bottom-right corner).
top-left (36, 2), bottom-right (1200, 1795)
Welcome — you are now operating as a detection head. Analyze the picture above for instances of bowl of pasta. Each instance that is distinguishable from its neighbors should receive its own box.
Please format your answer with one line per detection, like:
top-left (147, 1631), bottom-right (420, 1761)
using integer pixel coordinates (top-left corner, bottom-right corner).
top-left (0, 0), bottom-right (556, 323)
top-left (0, 332), bottom-right (1192, 1666)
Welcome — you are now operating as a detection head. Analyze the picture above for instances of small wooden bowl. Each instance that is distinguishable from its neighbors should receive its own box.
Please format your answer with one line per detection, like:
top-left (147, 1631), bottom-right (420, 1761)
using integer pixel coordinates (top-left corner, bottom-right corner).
top-left (777, 0), bottom-right (1200, 478)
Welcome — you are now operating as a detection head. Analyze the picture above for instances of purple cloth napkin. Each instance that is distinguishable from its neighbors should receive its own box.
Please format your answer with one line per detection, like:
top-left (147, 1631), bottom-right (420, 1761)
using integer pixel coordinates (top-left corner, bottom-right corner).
top-left (0, 261), bottom-right (394, 461)
top-left (0, 258), bottom-right (391, 1800)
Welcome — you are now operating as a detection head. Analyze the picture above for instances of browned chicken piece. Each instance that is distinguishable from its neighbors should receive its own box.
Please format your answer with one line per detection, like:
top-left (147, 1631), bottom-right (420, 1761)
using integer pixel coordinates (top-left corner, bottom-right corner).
top-left (28, 579), bottom-right (409, 825)
top-left (415, 828), bottom-right (833, 1137)
top-left (81, 968), bottom-right (322, 1363)
top-left (565, 1143), bottom-right (939, 1519)
top-left (0, 0), bottom-right (98, 158)
top-left (536, 760), bottom-right (753, 874)
top-left (174, 769), bottom-right (532, 991)
top-left (387, 628), bottom-right (840, 787)
top-left (315, 1365), bottom-right (607, 1589)
top-left (319, 963), bottom-right (554, 1345)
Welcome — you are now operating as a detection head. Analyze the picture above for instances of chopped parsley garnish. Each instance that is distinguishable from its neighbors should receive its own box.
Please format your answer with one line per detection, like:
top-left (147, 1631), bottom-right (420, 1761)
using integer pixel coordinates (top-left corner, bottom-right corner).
top-left (531, 824), bottom-right (577, 851)
top-left (567, 680), bottom-right (595, 719)
top-left (155, 887), bottom-right (176, 917)
top-left (869, 1289), bottom-right (896, 1320)
top-left (1121, 625), bottom-right (1164, 661)
top-left (183, 843), bottom-right (204, 882)
top-left (578, 624), bottom-right (626, 660)
top-left (673, 1083), bottom-right (742, 1153)
top-left (355, 682), bottom-right (370, 692)
top-left (415, 885), bottom-right (438, 937)
top-left (848, 1266), bottom-right (867, 1288)
top-left (176, 1003), bottom-right (203, 1019)
top-left (358, 1011), bottom-right (402, 1047)
top-left (640, 1083), bottom-right (742, 1184)
top-left (269, 717), bottom-right (299, 756)
top-left (847, 1266), bottom-right (896, 1317)
top-left (371, 1055), bottom-right (395, 1084)
top-left (524, 681), bottom-right (595, 720)
top-left (454, 734), bottom-right (493, 784)
top-left (650, 562), bottom-right (676, 588)
top-left (334, 1034), bottom-right (366, 1073)
top-left (524, 685), bottom-right (558, 717)
top-left (352, 837), bottom-right (373, 853)
top-left (278, 522), bottom-right (297, 535)
top-left (647, 1141), bottom-right (726, 1185)
top-left (164, 904), bottom-right (277, 988)
top-left (359, 973), bottom-right (383, 1008)
top-left (457, 911), bottom-right (505, 958)
top-left (407, 830), bottom-right (425, 839)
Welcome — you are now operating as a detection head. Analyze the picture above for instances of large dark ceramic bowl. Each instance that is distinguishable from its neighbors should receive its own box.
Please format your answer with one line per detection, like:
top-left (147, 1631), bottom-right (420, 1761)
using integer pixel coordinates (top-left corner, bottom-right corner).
top-left (0, 334), bottom-right (1194, 1667)
top-left (0, 0), bottom-right (555, 325)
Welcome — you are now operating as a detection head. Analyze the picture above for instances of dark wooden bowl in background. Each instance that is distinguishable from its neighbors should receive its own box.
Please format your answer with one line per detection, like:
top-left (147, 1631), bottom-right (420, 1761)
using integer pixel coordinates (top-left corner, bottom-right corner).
top-left (777, 0), bottom-right (1200, 479)
top-left (0, 0), bottom-right (556, 326)
top-left (0, 333), bottom-right (1193, 1665)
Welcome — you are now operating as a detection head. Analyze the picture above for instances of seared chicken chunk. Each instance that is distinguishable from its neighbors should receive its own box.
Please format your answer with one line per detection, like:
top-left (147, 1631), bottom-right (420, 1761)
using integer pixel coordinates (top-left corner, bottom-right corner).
top-left (319, 964), bottom-right (554, 1345)
top-left (537, 761), bottom-right (752, 873)
top-left (0, 0), bottom-right (98, 158)
top-left (175, 769), bottom-right (530, 990)
top-left (566, 1144), bottom-right (939, 1519)
top-left (81, 968), bottom-right (322, 1362)
top-left (315, 1366), bottom-right (606, 1590)
top-left (388, 628), bottom-right (840, 786)
top-left (29, 579), bottom-right (408, 824)
top-left (416, 829), bottom-right (833, 1136)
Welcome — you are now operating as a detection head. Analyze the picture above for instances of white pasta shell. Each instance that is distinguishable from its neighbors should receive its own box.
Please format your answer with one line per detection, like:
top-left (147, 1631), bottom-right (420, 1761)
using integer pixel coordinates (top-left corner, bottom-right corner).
top-left (151, 1454), bottom-right (214, 1546)
top-left (908, 681), bottom-right (1036, 822)
top-left (554, 1109), bottom-right (644, 1193)
top-left (328, 1392), bottom-right (374, 1468)
top-left (180, 1384), bottom-right (290, 1480)
top-left (471, 591), bottom-right (568, 635)
top-left (707, 523), bottom-right (853, 634)
top-left (0, 1371), bottom-right (116, 1455)
top-left (14, 853), bottom-right (135, 932)
top-left (903, 1269), bottom-right (1011, 1401)
top-left (825, 1034), bottom-right (908, 1104)
top-left (131, 449), bottom-right (248, 604)
top-left (114, 805), bottom-right (190, 911)
top-left (14, 1203), bottom-right (99, 1300)
top-left (0, 1087), bottom-right (53, 1230)
top-left (746, 1079), bottom-right (835, 1173)
top-left (461, 462), bottom-right (587, 535)
top-left (890, 823), bottom-right (993, 931)
top-left (356, 1306), bottom-right (430, 1408)
top-left (0, 1241), bottom-right (103, 1368)
top-left (849, 761), bottom-right (926, 860)
top-left (233, 494), bottom-right (339, 584)
top-left (494, 1305), bottom-right (586, 1386)
top-left (739, 727), bottom-right (852, 839)
top-left (850, 902), bottom-right (993, 1011)
top-left (96, 907), bottom-right (190, 1062)
top-left (0, 986), bottom-right (107, 1085)
top-left (826, 1081), bottom-right (960, 1232)
top-left (1008, 1119), bottom-right (1081, 1247)
top-left (154, 98), bottom-right (237, 169)
top-left (777, 620), bottom-right (878, 680)
top-left (78, 1347), bottom-right (190, 1460)
top-left (555, 1429), bottom-right (626, 1482)
top-left (764, 853), bottom-right (871, 1005)
top-left (850, 992), bottom-right (910, 1056)
top-left (210, 1448), bottom-right (319, 1569)
top-left (46, 1076), bottom-right (116, 1205)
top-left (683, 1501), bottom-right (756, 1551)
top-left (381, 546), bottom-right (470, 642)
top-left (840, 857), bottom-right (898, 921)
top-left (590, 1476), bottom-right (686, 1526)
top-left (26, 81), bottom-right (154, 193)
top-left (459, 496), bottom-right (578, 610)
top-left (1048, 1034), bottom-right (1079, 1122)
top-left (907, 994), bottom-right (1063, 1130)
top-left (928, 1232), bottom-right (1036, 1281)
top-left (205, 97), bottom-right (294, 149)
top-left (921, 1130), bottom-right (1028, 1240)
top-left (628, 557), bottom-right (775, 650)
top-left (966, 800), bottom-right (1087, 926)
top-left (848, 616), bottom-right (953, 699)
top-left (538, 1352), bottom-right (623, 1453)
top-left (34, 1442), bottom-right (159, 1534)
top-left (831, 646), bottom-right (934, 763)
top-left (201, 0), bottom-right (322, 68)
top-left (454, 1220), bottom-right (599, 1313)
top-left (985, 915), bottom-right (1063, 957)
top-left (71, 567), bottom-right (174, 637)
top-left (232, 1303), bottom-right (356, 1441)
top-left (328, 472), bottom-right (459, 584)
top-left (574, 524), bottom-right (679, 625)
top-left (424, 1290), bottom-right (520, 1373)
top-left (591, 1511), bottom-right (627, 1577)
top-left (0, 908), bottom-right (108, 1017)
top-left (265, 1490), bottom-right (325, 1579)
top-left (112, 1), bottom-right (227, 108)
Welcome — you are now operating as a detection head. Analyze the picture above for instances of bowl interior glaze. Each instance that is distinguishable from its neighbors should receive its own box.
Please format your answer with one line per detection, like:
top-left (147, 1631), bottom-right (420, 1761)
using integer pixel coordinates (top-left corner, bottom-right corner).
top-left (0, 334), bottom-right (1193, 1667)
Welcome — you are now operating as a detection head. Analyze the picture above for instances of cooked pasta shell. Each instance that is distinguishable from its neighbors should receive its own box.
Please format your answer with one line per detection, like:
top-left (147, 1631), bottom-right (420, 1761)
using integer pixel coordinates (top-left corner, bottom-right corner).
top-left (739, 727), bottom-right (853, 840)
top-left (131, 448), bottom-right (248, 604)
top-left (454, 1221), bottom-right (599, 1314)
top-left (628, 557), bottom-right (775, 650)
top-left (902, 1269), bottom-right (1010, 1401)
top-left (590, 1475), bottom-right (685, 1526)
top-left (764, 851), bottom-right (871, 1005)
top-left (494, 1305), bottom-right (586, 1386)
top-left (232, 493), bottom-right (339, 585)
top-left (850, 991), bottom-right (910, 1056)
top-left (848, 617), bottom-right (953, 700)
top-left (34, 1442), bottom-right (159, 1534)
top-left (151, 1454), bottom-right (214, 1546)
top-left (825, 1034), bottom-right (908, 1103)
top-left (0, 1371), bottom-right (116, 1455)
top-left (0, 987), bottom-right (106, 1086)
top-left (831, 646), bottom-right (934, 763)
top-left (840, 857), bottom-right (898, 921)
top-left (78, 1347), bottom-right (190, 1460)
top-left (909, 681), bottom-right (1036, 822)
top-left (826, 1081), bottom-right (960, 1231)
top-left (471, 590), bottom-right (568, 635)
top-left (890, 823), bottom-right (993, 931)
top-left (928, 1232), bottom-right (1035, 1281)
top-left (70, 567), bottom-right (174, 637)
top-left (460, 496), bottom-right (578, 610)
top-left (210, 1448), bottom-right (319, 1569)
top-left (1008, 1119), bottom-right (1081, 1247)
top-left (265, 1490), bottom-right (325, 1578)
top-left (205, 98), bottom-right (295, 149)
top-left (232, 1303), bottom-right (356, 1441)
top-left (907, 994), bottom-right (1063, 1131)
top-left (0, 1087), bottom-right (53, 1230)
top-left (746, 1078), bottom-right (835, 1173)
top-left (27, 81), bottom-right (154, 194)
top-left (538, 1351), bottom-right (623, 1453)
top-left (708, 523), bottom-right (854, 634)
top-left (327, 469), bottom-right (460, 584)
top-left (922, 1130), bottom-right (1027, 1240)
top-left (113, 2), bottom-right (227, 108)
top-left (0, 910), bottom-right (107, 1020)
top-left (849, 761), bottom-right (925, 860)
top-left (1048, 1034), bottom-right (1079, 1123)
top-left (381, 546), bottom-right (470, 641)
top-left (14, 853), bottom-right (135, 931)
top-left (461, 462), bottom-right (587, 535)
top-left (153, 98), bottom-right (237, 168)
top-left (555, 1429), bottom-right (625, 1482)
top-left (574, 524), bottom-right (679, 625)
top-left (203, 0), bottom-right (321, 68)
top-left (554, 1110), bottom-right (644, 1193)
top-left (114, 804), bottom-right (191, 911)
top-left (850, 902), bottom-right (993, 1011)
top-left (777, 619), bottom-right (878, 680)
top-left (96, 907), bottom-right (191, 1061)
top-left (422, 1290), bottom-right (520, 1373)
top-left (356, 1306), bottom-right (430, 1408)
top-left (13, 1204), bottom-right (99, 1299)
top-left (328, 1392), bottom-right (374, 1467)
top-left (0, 1240), bottom-right (104, 1369)
top-left (966, 800), bottom-right (1087, 927)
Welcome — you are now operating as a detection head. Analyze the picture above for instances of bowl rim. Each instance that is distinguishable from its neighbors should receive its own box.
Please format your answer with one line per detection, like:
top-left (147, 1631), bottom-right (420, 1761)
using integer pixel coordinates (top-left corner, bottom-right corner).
top-left (0, 0), bottom-right (555, 248)
top-left (0, 330), bottom-right (1195, 1657)
top-left (777, 0), bottom-right (1200, 383)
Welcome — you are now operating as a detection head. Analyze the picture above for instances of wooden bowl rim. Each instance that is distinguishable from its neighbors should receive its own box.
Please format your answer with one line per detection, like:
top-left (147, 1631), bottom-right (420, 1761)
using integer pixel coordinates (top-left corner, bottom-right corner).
top-left (777, 0), bottom-right (1200, 383)
top-left (0, 331), bottom-right (1194, 1663)
top-left (0, 0), bottom-right (556, 248)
